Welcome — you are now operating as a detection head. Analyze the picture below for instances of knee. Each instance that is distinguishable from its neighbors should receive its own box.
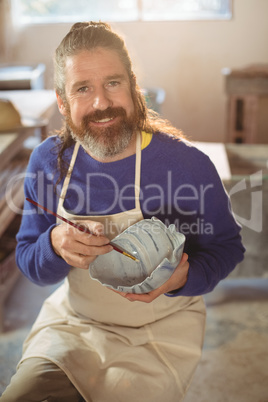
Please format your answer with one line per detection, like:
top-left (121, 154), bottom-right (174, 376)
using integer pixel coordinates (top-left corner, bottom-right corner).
top-left (1, 357), bottom-right (82, 402)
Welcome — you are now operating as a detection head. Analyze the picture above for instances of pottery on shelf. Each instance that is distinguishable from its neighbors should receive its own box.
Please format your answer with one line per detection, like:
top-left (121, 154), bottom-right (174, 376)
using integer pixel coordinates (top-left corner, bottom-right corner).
top-left (89, 217), bottom-right (185, 294)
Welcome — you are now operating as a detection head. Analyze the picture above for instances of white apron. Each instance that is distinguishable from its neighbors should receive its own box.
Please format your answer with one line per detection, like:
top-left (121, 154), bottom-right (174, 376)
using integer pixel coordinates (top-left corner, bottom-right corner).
top-left (20, 133), bottom-right (206, 402)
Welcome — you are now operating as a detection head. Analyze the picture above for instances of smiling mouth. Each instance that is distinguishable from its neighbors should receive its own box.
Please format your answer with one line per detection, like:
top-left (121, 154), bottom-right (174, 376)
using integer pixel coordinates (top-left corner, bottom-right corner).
top-left (83, 107), bottom-right (127, 127)
top-left (94, 117), bottom-right (114, 123)
top-left (89, 116), bottom-right (119, 127)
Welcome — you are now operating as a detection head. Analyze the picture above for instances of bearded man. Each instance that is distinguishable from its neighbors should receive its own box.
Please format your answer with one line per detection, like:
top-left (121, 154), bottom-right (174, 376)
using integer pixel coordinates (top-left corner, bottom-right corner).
top-left (1, 22), bottom-right (245, 402)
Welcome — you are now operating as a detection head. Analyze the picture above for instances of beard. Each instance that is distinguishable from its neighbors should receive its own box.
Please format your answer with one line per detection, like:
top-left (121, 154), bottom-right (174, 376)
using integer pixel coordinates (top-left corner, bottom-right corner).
top-left (65, 106), bottom-right (138, 160)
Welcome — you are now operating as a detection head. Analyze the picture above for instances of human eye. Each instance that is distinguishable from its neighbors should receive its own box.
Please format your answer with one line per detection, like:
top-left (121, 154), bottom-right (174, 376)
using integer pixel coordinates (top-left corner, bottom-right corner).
top-left (78, 86), bottom-right (88, 93)
top-left (110, 80), bottom-right (120, 87)
top-left (106, 80), bottom-right (121, 90)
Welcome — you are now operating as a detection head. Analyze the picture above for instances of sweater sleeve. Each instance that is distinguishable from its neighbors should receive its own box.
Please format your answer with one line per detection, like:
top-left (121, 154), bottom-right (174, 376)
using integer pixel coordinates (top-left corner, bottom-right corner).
top-left (164, 147), bottom-right (245, 297)
top-left (15, 140), bottom-right (71, 286)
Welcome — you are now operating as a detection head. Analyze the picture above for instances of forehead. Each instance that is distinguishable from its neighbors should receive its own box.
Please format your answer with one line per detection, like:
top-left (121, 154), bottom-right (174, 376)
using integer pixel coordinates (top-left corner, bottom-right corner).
top-left (65, 47), bottom-right (129, 83)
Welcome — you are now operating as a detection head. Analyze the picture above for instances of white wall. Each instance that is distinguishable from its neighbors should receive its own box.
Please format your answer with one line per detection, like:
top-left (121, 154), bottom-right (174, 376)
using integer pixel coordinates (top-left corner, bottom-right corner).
top-left (7, 0), bottom-right (268, 142)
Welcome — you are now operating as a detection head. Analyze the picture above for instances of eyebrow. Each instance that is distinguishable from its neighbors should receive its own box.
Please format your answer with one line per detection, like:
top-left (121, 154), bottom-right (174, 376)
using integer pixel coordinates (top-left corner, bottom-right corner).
top-left (105, 74), bottom-right (127, 81)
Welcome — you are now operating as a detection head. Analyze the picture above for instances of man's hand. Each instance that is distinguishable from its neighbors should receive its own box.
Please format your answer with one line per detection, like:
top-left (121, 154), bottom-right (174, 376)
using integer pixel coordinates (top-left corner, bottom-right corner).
top-left (51, 221), bottom-right (113, 269)
top-left (111, 253), bottom-right (189, 303)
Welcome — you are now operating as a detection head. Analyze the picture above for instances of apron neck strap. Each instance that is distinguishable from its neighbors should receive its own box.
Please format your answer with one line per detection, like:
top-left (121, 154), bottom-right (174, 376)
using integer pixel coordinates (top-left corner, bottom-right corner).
top-left (134, 132), bottom-right (141, 209)
top-left (58, 132), bottom-right (142, 211)
top-left (58, 141), bottom-right (80, 210)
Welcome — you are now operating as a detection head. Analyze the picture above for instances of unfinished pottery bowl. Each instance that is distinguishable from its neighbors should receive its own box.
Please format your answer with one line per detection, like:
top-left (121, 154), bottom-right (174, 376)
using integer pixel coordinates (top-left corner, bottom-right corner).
top-left (89, 217), bottom-right (185, 294)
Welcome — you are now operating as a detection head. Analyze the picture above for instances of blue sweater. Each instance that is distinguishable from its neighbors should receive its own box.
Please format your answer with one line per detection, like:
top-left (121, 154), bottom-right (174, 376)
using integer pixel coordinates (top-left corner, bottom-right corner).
top-left (16, 133), bottom-right (245, 296)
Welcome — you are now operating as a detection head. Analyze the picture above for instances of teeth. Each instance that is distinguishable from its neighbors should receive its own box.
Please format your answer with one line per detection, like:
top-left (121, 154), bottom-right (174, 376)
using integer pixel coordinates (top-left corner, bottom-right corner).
top-left (95, 118), bottom-right (113, 123)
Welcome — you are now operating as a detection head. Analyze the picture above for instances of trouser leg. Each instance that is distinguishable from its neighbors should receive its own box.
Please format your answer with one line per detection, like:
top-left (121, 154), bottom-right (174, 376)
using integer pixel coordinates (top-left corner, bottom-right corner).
top-left (0, 357), bottom-right (84, 402)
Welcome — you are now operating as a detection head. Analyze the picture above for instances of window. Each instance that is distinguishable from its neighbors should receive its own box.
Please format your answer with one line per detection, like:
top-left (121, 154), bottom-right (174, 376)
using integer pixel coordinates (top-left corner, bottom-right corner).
top-left (142, 0), bottom-right (232, 20)
top-left (13, 0), bottom-right (232, 24)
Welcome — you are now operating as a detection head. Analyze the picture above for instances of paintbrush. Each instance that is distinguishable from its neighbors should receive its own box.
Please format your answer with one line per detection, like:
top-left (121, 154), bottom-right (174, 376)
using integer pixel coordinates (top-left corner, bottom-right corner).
top-left (26, 197), bottom-right (138, 262)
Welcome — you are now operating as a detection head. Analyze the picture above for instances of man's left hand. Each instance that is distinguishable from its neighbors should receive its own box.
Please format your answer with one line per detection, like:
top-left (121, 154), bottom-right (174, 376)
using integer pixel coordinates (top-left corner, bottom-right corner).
top-left (111, 253), bottom-right (189, 303)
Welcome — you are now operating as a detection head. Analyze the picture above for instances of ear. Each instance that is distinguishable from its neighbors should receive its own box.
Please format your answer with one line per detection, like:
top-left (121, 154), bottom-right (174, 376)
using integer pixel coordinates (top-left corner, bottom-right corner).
top-left (56, 92), bottom-right (67, 116)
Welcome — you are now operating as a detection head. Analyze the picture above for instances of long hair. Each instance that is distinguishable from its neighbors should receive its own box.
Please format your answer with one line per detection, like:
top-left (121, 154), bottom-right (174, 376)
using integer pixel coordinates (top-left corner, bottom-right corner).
top-left (53, 21), bottom-right (184, 183)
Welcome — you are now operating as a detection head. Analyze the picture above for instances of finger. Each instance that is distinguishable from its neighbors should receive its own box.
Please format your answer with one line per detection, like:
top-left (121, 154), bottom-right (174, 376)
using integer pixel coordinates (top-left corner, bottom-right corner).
top-left (110, 289), bottom-right (128, 297)
top-left (63, 227), bottom-right (111, 247)
top-left (62, 251), bottom-right (96, 270)
top-left (62, 236), bottom-right (113, 257)
top-left (61, 243), bottom-right (113, 269)
top-left (75, 220), bottom-right (105, 236)
top-left (80, 234), bottom-right (111, 247)
top-left (125, 291), bottom-right (158, 303)
top-left (179, 252), bottom-right (188, 265)
top-left (109, 288), bottom-right (156, 303)
top-left (76, 243), bottom-right (113, 257)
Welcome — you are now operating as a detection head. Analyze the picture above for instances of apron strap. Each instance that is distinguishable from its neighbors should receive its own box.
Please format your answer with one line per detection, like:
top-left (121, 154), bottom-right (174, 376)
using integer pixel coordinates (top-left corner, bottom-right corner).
top-left (58, 132), bottom-right (142, 212)
top-left (58, 141), bottom-right (80, 210)
top-left (134, 132), bottom-right (141, 210)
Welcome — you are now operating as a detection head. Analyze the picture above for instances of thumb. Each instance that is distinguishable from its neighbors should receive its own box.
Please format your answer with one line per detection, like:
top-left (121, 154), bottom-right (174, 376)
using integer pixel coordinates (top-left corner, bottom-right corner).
top-left (180, 252), bottom-right (188, 264)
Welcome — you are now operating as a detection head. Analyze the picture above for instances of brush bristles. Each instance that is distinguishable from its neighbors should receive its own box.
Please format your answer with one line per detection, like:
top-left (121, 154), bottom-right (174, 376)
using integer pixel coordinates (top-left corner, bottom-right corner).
top-left (123, 252), bottom-right (139, 262)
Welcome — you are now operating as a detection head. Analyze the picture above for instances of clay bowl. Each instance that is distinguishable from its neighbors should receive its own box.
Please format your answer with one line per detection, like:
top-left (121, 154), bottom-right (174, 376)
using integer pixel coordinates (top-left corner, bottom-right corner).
top-left (89, 217), bottom-right (185, 294)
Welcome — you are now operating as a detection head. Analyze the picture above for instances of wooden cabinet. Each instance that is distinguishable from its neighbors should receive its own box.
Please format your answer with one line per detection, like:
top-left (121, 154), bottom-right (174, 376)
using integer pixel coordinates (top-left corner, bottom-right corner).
top-left (222, 65), bottom-right (268, 144)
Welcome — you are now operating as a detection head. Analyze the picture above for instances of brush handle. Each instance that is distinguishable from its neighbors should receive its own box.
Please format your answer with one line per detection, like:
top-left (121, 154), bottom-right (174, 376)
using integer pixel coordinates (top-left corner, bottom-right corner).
top-left (26, 197), bottom-right (136, 260)
top-left (26, 198), bottom-right (91, 234)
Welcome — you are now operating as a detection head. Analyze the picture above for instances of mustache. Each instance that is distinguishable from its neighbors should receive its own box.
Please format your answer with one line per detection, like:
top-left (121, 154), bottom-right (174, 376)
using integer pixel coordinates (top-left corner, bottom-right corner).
top-left (82, 107), bottom-right (127, 125)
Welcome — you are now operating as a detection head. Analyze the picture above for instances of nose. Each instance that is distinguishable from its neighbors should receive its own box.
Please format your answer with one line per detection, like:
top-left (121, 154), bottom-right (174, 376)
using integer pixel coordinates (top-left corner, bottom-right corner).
top-left (92, 87), bottom-right (112, 110)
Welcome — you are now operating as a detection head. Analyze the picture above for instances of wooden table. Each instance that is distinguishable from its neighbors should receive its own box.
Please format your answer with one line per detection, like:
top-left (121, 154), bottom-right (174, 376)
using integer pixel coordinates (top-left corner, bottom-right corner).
top-left (0, 89), bottom-right (56, 118)
top-left (0, 89), bottom-right (57, 139)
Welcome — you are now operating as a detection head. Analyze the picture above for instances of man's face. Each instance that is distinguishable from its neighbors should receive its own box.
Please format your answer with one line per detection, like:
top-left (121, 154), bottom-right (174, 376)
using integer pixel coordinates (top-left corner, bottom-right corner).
top-left (56, 48), bottom-right (137, 160)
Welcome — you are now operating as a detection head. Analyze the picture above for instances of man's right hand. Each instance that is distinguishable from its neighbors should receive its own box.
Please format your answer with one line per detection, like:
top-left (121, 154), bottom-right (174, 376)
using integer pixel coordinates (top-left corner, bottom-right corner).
top-left (50, 221), bottom-right (113, 269)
